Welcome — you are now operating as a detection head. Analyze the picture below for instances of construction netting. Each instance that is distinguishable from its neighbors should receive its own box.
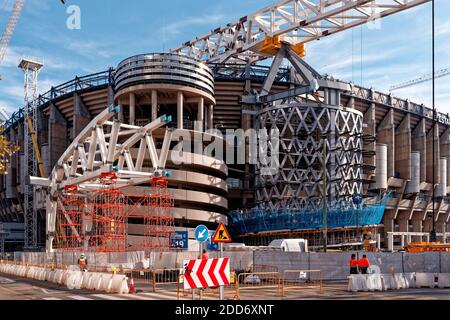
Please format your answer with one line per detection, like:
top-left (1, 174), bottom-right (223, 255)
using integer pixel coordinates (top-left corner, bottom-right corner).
top-left (229, 195), bottom-right (390, 235)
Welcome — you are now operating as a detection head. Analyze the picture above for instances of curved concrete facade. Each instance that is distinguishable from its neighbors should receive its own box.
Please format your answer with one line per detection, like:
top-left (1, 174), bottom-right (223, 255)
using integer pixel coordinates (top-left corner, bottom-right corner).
top-left (112, 54), bottom-right (227, 236)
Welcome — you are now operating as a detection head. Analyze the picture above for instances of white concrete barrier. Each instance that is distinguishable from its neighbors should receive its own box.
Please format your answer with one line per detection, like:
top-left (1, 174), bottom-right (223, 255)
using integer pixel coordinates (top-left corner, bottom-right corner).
top-left (415, 273), bottom-right (436, 288)
top-left (88, 273), bottom-right (103, 290)
top-left (394, 273), bottom-right (407, 289)
top-left (66, 271), bottom-right (83, 290)
top-left (99, 274), bottom-right (113, 292)
top-left (348, 275), bottom-right (368, 292)
top-left (438, 273), bottom-right (450, 288)
top-left (110, 274), bottom-right (128, 294)
top-left (403, 273), bottom-right (415, 288)
top-left (82, 273), bottom-right (93, 288)
top-left (367, 274), bottom-right (383, 291)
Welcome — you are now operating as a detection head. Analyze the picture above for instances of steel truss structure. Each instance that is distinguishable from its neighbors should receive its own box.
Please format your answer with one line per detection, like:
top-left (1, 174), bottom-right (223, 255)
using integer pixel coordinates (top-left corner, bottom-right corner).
top-left (19, 58), bottom-right (43, 250)
top-left (171, 0), bottom-right (430, 63)
top-left (251, 44), bottom-right (363, 210)
top-left (31, 106), bottom-right (174, 252)
top-left (256, 102), bottom-right (363, 209)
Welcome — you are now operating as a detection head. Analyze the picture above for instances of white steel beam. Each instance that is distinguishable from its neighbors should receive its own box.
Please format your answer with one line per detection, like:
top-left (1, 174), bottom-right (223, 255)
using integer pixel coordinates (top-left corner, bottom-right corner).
top-left (171, 0), bottom-right (431, 63)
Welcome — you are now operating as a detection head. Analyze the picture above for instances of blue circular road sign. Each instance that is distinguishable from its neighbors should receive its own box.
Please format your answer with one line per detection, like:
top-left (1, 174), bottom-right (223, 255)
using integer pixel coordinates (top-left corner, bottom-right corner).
top-left (194, 225), bottom-right (209, 243)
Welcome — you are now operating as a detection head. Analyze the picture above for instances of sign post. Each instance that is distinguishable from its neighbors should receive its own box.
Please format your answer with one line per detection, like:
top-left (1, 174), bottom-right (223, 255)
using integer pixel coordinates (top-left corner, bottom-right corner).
top-left (194, 225), bottom-right (209, 300)
top-left (212, 223), bottom-right (232, 300)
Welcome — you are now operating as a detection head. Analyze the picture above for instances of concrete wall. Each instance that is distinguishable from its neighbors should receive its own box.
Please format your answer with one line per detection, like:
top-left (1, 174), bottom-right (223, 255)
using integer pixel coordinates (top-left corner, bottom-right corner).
top-left (254, 251), bottom-right (450, 280)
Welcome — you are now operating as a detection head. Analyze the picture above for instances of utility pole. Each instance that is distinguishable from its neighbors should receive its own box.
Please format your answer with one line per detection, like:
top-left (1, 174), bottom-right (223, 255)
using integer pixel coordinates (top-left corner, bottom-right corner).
top-left (322, 138), bottom-right (328, 253)
top-left (430, 0), bottom-right (437, 243)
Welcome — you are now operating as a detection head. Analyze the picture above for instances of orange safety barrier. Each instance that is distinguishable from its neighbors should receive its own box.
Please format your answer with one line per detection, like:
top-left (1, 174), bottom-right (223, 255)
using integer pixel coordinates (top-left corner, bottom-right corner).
top-left (235, 272), bottom-right (280, 300)
top-left (281, 270), bottom-right (323, 296)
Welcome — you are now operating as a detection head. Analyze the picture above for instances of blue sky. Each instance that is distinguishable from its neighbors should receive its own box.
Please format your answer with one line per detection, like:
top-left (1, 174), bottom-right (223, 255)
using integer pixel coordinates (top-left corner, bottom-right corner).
top-left (0, 0), bottom-right (449, 115)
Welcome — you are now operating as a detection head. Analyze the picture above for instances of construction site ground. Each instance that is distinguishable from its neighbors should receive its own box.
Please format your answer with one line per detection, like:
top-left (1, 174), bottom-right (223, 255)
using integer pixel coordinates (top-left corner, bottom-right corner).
top-left (1, 273), bottom-right (450, 300)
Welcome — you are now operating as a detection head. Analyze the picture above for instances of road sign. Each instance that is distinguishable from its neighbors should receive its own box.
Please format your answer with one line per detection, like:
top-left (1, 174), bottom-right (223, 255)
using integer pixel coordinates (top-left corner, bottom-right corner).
top-left (212, 223), bottom-right (232, 243)
top-left (206, 231), bottom-right (219, 251)
top-left (194, 225), bottom-right (209, 243)
top-left (170, 231), bottom-right (188, 249)
top-left (182, 258), bottom-right (230, 290)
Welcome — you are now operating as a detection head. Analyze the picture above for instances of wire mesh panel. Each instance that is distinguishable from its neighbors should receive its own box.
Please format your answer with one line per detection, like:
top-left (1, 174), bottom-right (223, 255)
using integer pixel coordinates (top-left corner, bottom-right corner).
top-left (235, 272), bottom-right (281, 300)
top-left (281, 270), bottom-right (323, 296)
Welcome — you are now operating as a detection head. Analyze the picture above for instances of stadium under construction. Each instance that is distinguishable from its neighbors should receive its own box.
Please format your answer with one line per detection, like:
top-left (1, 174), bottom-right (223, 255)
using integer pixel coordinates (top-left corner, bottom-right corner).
top-left (0, 0), bottom-right (448, 254)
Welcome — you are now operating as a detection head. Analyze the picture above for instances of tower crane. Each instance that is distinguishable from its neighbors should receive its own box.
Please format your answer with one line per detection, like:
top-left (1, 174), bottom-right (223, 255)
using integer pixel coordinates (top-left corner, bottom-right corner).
top-left (0, 0), bottom-right (25, 79)
top-left (390, 67), bottom-right (450, 92)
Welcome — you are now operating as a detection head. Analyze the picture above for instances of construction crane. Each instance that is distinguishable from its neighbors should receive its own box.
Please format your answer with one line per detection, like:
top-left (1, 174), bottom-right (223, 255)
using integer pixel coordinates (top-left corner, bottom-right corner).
top-left (171, 0), bottom-right (432, 64)
top-left (390, 67), bottom-right (450, 92)
top-left (0, 0), bottom-right (25, 79)
top-left (27, 117), bottom-right (46, 177)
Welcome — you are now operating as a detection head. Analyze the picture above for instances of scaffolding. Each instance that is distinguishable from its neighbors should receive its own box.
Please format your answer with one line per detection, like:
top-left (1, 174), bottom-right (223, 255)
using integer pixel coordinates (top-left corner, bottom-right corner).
top-left (144, 177), bottom-right (175, 251)
top-left (90, 172), bottom-right (127, 253)
top-left (55, 174), bottom-right (175, 253)
top-left (230, 194), bottom-right (390, 237)
top-left (56, 185), bottom-right (85, 251)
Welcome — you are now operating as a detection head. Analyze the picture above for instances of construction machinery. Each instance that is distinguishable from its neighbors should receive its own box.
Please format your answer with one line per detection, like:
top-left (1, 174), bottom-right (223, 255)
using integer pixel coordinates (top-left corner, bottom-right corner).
top-left (0, 0), bottom-right (25, 79)
top-left (26, 117), bottom-right (46, 177)
top-left (404, 242), bottom-right (450, 253)
top-left (390, 67), bottom-right (450, 92)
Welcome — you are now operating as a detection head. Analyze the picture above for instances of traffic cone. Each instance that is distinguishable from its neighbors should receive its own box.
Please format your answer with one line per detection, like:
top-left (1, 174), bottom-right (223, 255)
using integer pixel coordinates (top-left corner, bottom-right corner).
top-left (129, 274), bottom-right (136, 294)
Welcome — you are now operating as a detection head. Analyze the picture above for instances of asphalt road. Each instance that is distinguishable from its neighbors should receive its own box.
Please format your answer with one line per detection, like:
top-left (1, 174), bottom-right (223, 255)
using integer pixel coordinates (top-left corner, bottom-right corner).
top-left (1, 272), bottom-right (450, 300)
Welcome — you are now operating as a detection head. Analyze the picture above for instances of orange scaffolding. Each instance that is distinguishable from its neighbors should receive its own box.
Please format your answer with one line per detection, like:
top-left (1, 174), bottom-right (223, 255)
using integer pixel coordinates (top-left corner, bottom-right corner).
top-left (89, 172), bottom-right (127, 252)
top-left (56, 185), bottom-right (85, 251)
top-left (144, 177), bottom-right (175, 250)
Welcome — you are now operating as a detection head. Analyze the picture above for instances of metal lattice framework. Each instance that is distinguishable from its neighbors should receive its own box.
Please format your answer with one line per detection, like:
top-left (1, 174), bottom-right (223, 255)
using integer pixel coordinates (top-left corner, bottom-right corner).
top-left (171, 0), bottom-right (430, 63)
top-left (31, 106), bottom-right (174, 252)
top-left (0, 0), bottom-right (25, 74)
top-left (255, 102), bottom-right (363, 210)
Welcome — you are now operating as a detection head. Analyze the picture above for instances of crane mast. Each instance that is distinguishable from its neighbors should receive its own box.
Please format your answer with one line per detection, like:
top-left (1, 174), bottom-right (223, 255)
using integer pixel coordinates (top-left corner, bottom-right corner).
top-left (0, 0), bottom-right (25, 78)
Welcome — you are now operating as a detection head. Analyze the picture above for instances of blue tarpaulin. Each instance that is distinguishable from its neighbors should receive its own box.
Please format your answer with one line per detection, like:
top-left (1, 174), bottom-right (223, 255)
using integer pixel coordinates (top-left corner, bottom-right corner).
top-left (229, 195), bottom-right (389, 235)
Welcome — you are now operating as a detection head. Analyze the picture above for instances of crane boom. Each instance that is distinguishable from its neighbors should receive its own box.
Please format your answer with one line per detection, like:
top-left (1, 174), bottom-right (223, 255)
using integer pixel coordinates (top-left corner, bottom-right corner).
top-left (0, 0), bottom-right (25, 76)
top-left (171, 0), bottom-right (431, 63)
top-left (390, 67), bottom-right (450, 92)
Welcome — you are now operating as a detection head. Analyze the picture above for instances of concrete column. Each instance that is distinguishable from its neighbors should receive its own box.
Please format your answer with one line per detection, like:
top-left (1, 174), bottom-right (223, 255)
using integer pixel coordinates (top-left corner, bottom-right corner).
top-left (412, 119), bottom-right (427, 183)
top-left (423, 218), bottom-right (432, 234)
top-left (48, 104), bottom-right (67, 173)
top-left (208, 104), bottom-right (214, 130)
top-left (398, 212), bottom-right (409, 246)
top-left (363, 103), bottom-right (376, 174)
top-left (177, 92), bottom-right (184, 129)
top-left (436, 220), bottom-right (447, 243)
top-left (118, 105), bottom-right (124, 122)
top-left (395, 114), bottom-right (411, 180)
top-left (377, 109), bottom-right (395, 178)
top-left (383, 210), bottom-right (395, 249)
top-left (129, 92), bottom-right (136, 125)
top-left (151, 90), bottom-right (158, 121)
top-left (197, 97), bottom-right (204, 132)
top-left (426, 124), bottom-right (440, 184)
top-left (73, 93), bottom-right (91, 140)
top-left (411, 215), bottom-right (423, 242)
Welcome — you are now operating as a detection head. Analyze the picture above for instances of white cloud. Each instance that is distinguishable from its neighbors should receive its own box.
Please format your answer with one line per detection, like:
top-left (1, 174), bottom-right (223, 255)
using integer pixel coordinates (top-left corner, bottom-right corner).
top-left (66, 40), bottom-right (113, 59)
top-left (162, 14), bottom-right (227, 37)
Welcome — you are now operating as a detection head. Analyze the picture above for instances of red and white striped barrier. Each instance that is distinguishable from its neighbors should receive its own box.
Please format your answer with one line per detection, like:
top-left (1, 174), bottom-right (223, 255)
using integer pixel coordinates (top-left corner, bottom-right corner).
top-left (183, 258), bottom-right (230, 290)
